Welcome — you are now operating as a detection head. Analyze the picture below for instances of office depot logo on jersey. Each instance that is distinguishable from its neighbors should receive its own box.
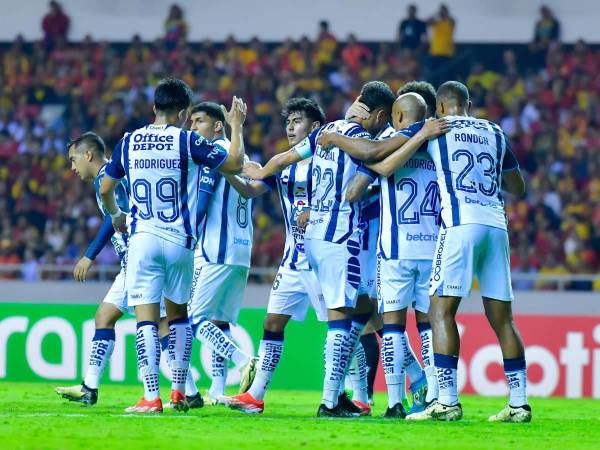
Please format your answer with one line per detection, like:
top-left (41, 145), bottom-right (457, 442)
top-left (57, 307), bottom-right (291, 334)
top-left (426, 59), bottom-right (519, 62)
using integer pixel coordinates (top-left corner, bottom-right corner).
top-left (374, 314), bottom-right (600, 398)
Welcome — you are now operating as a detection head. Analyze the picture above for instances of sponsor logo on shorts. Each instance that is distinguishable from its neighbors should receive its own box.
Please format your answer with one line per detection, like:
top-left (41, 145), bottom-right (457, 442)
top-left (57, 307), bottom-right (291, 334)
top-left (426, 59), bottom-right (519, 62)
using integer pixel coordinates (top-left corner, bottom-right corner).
top-left (432, 229), bottom-right (447, 282)
top-left (295, 243), bottom-right (305, 252)
top-left (446, 284), bottom-right (462, 291)
top-left (234, 237), bottom-right (251, 246)
top-left (130, 293), bottom-right (143, 299)
top-left (347, 239), bottom-right (361, 289)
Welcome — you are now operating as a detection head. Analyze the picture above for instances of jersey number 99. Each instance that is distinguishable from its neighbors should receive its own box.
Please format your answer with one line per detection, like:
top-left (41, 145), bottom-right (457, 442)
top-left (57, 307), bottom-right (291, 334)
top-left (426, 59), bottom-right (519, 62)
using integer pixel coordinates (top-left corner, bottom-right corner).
top-left (132, 177), bottom-right (180, 223)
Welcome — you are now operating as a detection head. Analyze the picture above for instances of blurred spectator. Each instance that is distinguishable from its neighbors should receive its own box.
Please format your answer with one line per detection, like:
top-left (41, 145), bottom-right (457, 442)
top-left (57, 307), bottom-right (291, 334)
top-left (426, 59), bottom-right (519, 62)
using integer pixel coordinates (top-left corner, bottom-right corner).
top-left (398, 4), bottom-right (427, 51)
top-left (164, 4), bottom-right (187, 50)
top-left (427, 4), bottom-right (455, 84)
top-left (41, 1), bottom-right (70, 49)
top-left (530, 5), bottom-right (561, 68)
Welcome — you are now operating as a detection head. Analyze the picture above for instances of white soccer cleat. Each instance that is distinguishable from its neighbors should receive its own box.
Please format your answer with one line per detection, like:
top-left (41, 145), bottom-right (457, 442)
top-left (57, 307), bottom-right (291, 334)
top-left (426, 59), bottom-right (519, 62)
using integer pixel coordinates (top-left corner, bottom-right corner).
top-left (204, 391), bottom-right (225, 406)
top-left (488, 404), bottom-right (532, 423)
top-left (238, 356), bottom-right (259, 393)
top-left (406, 400), bottom-right (463, 421)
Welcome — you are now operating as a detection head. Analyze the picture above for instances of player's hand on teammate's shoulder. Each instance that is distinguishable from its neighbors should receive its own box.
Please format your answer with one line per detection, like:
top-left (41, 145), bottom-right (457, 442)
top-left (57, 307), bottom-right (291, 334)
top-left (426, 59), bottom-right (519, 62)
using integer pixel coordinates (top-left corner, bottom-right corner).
top-left (317, 130), bottom-right (339, 149)
top-left (419, 117), bottom-right (451, 139)
top-left (111, 211), bottom-right (127, 234)
top-left (242, 160), bottom-right (263, 180)
top-left (73, 256), bottom-right (93, 282)
top-left (296, 210), bottom-right (310, 229)
top-left (344, 97), bottom-right (370, 121)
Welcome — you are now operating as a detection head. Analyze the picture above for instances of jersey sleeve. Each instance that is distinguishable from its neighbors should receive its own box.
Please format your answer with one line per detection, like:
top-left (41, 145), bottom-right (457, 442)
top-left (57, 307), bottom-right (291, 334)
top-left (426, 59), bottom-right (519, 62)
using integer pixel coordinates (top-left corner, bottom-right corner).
top-left (105, 139), bottom-right (126, 179)
top-left (198, 166), bottom-right (219, 194)
top-left (85, 215), bottom-right (115, 260)
top-left (345, 124), bottom-right (371, 139)
top-left (393, 120), bottom-right (425, 138)
top-left (502, 136), bottom-right (520, 172)
top-left (189, 131), bottom-right (229, 169)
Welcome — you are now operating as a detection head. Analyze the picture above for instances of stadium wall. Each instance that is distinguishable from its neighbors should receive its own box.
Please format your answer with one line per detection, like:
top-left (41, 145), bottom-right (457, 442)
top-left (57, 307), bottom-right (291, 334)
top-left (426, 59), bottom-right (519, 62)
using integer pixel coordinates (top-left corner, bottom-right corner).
top-left (0, 282), bottom-right (599, 398)
top-left (2, 0), bottom-right (600, 43)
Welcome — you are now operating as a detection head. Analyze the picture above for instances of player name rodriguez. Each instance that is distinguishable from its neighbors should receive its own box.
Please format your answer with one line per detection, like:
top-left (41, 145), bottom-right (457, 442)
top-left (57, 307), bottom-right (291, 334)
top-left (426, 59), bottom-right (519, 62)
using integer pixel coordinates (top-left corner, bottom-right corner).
top-left (131, 158), bottom-right (181, 169)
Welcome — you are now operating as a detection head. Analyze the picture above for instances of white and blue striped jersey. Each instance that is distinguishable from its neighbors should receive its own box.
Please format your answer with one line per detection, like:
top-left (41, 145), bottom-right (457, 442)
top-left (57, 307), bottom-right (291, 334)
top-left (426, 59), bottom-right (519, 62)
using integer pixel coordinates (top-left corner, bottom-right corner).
top-left (90, 164), bottom-right (129, 261)
top-left (424, 116), bottom-right (519, 230)
top-left (296, 120), bottom-right (372, 243)
top-left (198, 137), bottom-right (253, 268)
top-left (105, 123), bottom-right (228, 249)
top-left (263, 160), bottom-right (311, 271)
top-left (361, 124), bottom-right (440, 260)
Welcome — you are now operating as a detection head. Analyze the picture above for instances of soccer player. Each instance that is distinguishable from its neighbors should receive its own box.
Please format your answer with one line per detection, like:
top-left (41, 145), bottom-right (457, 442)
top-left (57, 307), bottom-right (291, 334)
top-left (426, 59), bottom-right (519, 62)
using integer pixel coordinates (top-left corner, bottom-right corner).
top-left (324, 81), bottom-right (530, 422)
top-left (100, 78), bottom-right (247, 413)
top-left (55, 132), bottom-right (144, 405)
top-left (219, 97), bottom-right (328, 414)
top-left (243, 81), bottom-right (400, 417)
top-left (343, 93), bottom-right (441, 418)
top-left (186, 101), bottom-right (257, 404)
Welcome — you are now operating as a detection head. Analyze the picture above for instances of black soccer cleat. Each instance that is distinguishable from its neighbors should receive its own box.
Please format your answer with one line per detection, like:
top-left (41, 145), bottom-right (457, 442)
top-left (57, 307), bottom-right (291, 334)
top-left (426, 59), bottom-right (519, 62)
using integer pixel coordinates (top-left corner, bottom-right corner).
top-left (186, 392), bottom-right (205, 409)
top-left (55, 382), bottom-right (98, 406)
top-left (383, 402), bottom-right (407, 419)
top-left (337, 392), bottom-right (363, 415)
top-left (317, 403), bottom-right (360, 418)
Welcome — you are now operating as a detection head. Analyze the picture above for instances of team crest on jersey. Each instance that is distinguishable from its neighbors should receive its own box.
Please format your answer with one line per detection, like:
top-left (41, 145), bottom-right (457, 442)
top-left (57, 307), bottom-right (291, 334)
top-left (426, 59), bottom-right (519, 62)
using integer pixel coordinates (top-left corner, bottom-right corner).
top-left (294, 186), bottom-right (306, 197)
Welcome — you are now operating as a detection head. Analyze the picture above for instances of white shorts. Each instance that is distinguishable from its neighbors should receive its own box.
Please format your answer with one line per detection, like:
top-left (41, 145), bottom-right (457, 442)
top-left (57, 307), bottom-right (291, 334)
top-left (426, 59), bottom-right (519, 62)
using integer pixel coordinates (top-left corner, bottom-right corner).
top-left (305, 236), bottom-right (362, 310)
top-left (103, 267), bottom-right (167, 317)
top-left (358, 220), bottom-right (378, 298)
top-left (267, 266), bottom-right (327, 322)
top-left (429, 224), bottom-right (514, 301)
top-left (125, 232), bottom-right (194, 306)
top-left (377, 257), bottom-right (431, 314)
top-left (188, 257), bottom-right (249, 324)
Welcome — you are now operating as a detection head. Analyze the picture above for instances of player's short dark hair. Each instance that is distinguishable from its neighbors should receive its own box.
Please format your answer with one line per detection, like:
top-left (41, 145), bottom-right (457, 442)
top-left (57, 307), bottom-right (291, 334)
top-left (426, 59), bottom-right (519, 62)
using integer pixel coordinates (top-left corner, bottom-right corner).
top-left (359, 81), bottom-right (395, 112)
top-left (281, 97), bottom-right (326, 126)
top-left (68, 132), bottom-right (105, 156)
top-left (437, 81), bottom-right (470, 106)
top-left (397, 81), bottom-right (437, 117)
top-left (190, 102), bottom-right (225, 123)
top-left (154, 78), bottom-right (193, 113)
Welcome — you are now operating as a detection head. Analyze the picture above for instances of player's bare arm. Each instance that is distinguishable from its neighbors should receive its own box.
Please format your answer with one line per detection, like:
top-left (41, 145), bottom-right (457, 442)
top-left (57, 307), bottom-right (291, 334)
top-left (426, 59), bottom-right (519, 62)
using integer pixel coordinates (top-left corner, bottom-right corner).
top-left (318, 118), bottom-right (449, 164)
top-left (224, 173), bottom-right (269, 199)
top-left (345, 172), bottom-right (372, 203)
top-left (218, 96), bottom-right (247, 174)
top-left (242, 148), bottom-right (304, 180)
top-left (501, 169), bottom-right (526, 198)
top-left (99, 176), bottom-right (127, 233)
top-left (366, 118), bottom-right (451, 177)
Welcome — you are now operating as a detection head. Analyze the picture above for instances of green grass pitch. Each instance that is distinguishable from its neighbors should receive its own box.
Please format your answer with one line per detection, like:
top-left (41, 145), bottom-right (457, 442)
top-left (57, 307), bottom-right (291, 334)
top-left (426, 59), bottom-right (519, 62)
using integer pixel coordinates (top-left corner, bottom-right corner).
top-left (0, 382), bottom-right (599, 449)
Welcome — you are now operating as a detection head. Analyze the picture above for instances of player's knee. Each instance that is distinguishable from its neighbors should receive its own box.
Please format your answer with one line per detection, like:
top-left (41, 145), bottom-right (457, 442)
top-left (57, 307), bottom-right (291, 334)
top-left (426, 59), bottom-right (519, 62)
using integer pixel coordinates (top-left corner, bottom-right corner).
top-left (95, 315), bottom-right (118, 329)
top-left (263, 315), bottom-right (287, 332)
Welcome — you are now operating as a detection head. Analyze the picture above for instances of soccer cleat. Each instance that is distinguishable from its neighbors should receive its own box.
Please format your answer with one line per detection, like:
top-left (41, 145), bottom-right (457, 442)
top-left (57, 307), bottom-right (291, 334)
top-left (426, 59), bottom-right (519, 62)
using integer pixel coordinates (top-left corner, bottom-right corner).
top-left (488, 404), bottom-right (532, 423)
top-left (205, 391), bottom-right (225, 406)
top-left (383, 402), bottom-right (407, 419)
top-left (222, 392), bottom-right (265, 414)
top-left (125, 397), bottom-right (163, 414)
top-left (317, 403), bottom-right (360, 418)
top-left (337, 392), bottom-right (363, 415)
top-left (238, 356), bottom-right (259, 393)
top-left (352, 399), bottom-right (372, 416)
top-left (406, 400), bottom-right (463, 422)
top-left (408, 377), bottom-right (428, 414)
top-left (55, 383), bottom-right (98, 406)
top-left (169, 390), bottom-right (189, 412)
top-left (186, 392), bottom-right (205, 409)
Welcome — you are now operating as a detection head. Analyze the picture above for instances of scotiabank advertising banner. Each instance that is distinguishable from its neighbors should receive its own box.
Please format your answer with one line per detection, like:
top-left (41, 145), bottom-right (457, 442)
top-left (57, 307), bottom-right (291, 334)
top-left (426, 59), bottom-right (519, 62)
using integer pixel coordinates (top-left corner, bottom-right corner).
top-left (1, 303), bottom-right (598, 398)
top-left (375, 313), bottom-right (600, 399)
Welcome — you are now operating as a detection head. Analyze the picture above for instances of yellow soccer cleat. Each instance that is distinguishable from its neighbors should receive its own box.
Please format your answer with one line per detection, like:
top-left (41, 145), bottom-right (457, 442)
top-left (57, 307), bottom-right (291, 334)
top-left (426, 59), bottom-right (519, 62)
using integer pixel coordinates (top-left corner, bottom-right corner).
top-left (488, 404), bottom-right (532, 423)
top-left (406, 400), bottom-right (463, 421)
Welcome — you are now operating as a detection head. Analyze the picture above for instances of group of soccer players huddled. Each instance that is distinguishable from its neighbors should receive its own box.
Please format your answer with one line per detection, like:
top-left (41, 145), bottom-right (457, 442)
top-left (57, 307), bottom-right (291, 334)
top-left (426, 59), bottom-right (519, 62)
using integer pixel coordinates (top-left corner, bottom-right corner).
top-left (55, 75), bottom-right (532, 423)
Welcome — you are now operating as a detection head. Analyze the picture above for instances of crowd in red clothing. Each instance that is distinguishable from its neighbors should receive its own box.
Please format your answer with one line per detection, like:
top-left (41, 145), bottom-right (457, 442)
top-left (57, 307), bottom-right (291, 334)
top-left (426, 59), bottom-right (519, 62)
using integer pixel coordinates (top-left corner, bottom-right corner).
top-left (0, 4), bottom-right (598, 289)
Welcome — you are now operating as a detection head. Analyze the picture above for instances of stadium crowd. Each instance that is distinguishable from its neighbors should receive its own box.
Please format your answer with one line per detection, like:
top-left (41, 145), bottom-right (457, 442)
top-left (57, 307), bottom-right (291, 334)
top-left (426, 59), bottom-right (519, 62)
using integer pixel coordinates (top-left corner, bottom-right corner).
top-left (0, 3), bottom-right (598, 289)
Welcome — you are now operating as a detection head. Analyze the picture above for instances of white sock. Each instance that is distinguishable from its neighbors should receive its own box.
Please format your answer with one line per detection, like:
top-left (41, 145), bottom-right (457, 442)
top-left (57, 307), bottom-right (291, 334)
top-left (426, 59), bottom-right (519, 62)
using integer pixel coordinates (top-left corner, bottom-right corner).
top-left (403, 331), bottom-right (425, 385)
top-left (322, 320), bottom-right (353, 409)
top-left (434, 353), bottom-right (459, 406)
top-left (136, 322), bottom-right (160, 401)
top-left (337, 317), bottom-right (368, 397)
top-left (248, 332), bottom-right (284, 401)
top-left (349, 342), bottom-right (368, 404)
top-left (84, 328), bottom-right (115, 389)
top-left (192, 319), bottom-right (249, 366)
top-left (418, 324), bottom-right (438, 402)
top-left (185, 370), bottom-right (199, 396)
top-left (209, 327), bottom-right (232, 398)
top-left (504, 357), bottom-right (528, 406)
top-left (168, 319), bottom-right (193, 394)
top-left (382, 325), bottom-right (406, 408)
